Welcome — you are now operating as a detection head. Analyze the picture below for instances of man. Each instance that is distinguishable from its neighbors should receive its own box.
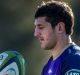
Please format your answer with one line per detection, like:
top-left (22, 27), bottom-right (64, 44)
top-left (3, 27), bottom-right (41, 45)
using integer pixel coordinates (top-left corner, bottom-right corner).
top-left (34, 0), bottom-right (80, 75)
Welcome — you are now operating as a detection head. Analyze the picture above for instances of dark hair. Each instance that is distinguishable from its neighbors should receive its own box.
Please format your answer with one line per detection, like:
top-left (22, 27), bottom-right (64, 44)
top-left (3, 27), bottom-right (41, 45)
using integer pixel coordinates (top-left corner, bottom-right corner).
top-left (35, 1), bottom-right (74, 35)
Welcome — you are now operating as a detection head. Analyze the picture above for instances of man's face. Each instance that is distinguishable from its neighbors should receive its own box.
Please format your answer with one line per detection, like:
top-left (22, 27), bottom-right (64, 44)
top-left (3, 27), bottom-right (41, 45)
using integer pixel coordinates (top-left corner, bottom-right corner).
top-left (34, 17), bottom-right (57, 50)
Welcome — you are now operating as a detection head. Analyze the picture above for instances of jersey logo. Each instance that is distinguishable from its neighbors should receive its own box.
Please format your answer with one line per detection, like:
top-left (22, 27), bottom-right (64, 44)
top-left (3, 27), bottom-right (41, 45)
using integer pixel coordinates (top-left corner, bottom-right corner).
top-left (65, 69), bottom-right (80, 75)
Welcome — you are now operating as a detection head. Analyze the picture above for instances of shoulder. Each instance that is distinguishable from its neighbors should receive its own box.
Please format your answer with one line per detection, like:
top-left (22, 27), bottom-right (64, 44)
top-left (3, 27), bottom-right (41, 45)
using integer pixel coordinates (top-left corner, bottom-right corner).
top-left (61, 43), bottom-right (80, 75)
top-left (64, 43), bottom-right (80, 63)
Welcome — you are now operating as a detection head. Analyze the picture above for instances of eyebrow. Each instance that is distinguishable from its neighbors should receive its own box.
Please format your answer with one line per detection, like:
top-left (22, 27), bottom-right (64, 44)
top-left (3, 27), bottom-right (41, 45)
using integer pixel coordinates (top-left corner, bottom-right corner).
top-left (35, 24), bottom-right (46, 27)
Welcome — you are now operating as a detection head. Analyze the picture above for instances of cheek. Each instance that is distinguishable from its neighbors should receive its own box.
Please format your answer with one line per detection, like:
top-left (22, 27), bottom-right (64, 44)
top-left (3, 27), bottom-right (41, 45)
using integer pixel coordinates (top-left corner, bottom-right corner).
top-left (43, 33), bottom-right (50, 40)
top-left (42, 27), bottom-right (55, 41)
top-left (44, 32), bottom-right (53, 42)
top-left (46, 31), bottom-right (57, 43)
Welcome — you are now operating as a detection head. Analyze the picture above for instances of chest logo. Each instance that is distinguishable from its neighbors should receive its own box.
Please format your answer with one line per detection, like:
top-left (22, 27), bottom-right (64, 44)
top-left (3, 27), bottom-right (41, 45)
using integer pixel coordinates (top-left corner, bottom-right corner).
top-left (65, 69), bottom-right (80, 75)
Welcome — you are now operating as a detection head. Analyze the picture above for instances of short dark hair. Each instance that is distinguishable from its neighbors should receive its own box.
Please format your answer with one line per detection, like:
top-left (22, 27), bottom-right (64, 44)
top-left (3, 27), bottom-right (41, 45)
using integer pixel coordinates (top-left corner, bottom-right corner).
top-left (35, 1), bottom-right (74, 35)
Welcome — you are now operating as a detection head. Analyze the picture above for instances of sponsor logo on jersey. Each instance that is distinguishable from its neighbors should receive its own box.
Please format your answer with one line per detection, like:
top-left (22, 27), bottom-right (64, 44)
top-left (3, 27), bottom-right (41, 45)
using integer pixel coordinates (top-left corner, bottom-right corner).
top-left (65, 69), bottom-right (80, 75)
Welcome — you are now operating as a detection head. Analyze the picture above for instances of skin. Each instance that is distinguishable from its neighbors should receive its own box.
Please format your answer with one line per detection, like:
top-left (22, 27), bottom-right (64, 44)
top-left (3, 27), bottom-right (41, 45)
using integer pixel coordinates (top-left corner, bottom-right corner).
top-left (34, 17), bottom-right (72, 60)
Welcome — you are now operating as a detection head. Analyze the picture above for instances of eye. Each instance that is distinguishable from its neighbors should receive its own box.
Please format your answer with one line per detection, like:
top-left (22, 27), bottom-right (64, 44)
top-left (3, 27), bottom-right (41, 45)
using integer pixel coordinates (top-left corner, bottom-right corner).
top-left (39, 26), bottom-right (45, 29)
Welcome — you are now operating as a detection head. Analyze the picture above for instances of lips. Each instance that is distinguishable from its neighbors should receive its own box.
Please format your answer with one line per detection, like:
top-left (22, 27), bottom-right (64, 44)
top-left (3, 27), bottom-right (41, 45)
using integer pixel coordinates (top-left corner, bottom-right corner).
top-left (38, 38), bottom-right (44, 43)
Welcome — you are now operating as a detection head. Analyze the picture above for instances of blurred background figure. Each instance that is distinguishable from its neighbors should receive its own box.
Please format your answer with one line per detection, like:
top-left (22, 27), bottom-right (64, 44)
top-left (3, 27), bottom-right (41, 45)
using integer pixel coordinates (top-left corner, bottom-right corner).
top-left (0, 0), bottom-right (79, 75)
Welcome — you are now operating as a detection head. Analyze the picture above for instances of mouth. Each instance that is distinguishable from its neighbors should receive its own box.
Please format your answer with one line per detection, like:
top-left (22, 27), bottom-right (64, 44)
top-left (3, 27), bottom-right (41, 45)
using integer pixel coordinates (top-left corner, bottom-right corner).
top-left (38, 38), bottom-right (44, 43)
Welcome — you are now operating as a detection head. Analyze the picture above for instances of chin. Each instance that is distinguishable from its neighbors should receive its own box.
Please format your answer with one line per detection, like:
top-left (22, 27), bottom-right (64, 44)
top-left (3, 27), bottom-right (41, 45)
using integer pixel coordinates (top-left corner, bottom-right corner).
top-left (41, 46), bottom-right (50, 50)
top-left (41, 46), bottom-right (46, 49)
top-left (42, 45), bottom-right (55, 50)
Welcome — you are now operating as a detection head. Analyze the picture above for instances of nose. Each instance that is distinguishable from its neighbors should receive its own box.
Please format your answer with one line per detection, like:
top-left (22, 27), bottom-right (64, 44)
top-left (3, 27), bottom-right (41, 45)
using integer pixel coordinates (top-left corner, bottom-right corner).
top-left (34, 27), bottom-right (41, 38)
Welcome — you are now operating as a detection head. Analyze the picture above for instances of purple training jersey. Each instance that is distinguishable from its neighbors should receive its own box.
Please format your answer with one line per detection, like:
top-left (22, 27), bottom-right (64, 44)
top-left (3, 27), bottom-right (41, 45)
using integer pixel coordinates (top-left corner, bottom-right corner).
top-left (41, 43), bottom-right (80, 75)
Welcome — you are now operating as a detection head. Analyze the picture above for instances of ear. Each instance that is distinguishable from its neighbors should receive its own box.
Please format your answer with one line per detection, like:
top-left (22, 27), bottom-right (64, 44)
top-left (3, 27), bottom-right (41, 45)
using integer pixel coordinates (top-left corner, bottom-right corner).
top-left (55, 22), bottom-right (65, 34)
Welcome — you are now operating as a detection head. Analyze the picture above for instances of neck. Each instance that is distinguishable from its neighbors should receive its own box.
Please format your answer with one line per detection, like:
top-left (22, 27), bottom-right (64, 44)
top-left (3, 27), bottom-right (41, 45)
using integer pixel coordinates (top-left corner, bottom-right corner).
top-left (51, 36), bottom-right (72, 60)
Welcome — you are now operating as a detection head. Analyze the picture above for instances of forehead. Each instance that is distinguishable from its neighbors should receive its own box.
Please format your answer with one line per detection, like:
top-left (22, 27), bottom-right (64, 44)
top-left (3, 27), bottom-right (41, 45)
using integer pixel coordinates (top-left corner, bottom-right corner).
top-left (34, 17), bottom-right (50, 26)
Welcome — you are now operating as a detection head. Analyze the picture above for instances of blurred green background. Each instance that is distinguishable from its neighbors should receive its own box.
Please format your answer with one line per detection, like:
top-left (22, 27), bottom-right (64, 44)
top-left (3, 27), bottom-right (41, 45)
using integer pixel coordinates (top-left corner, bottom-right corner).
top-left (0, 0), bottom-right (80, 75)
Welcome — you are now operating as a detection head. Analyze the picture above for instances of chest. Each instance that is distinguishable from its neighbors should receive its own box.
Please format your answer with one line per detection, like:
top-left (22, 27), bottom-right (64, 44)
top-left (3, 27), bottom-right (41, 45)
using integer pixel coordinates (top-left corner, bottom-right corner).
top-left (42, 58), bottom-right (62, 75)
